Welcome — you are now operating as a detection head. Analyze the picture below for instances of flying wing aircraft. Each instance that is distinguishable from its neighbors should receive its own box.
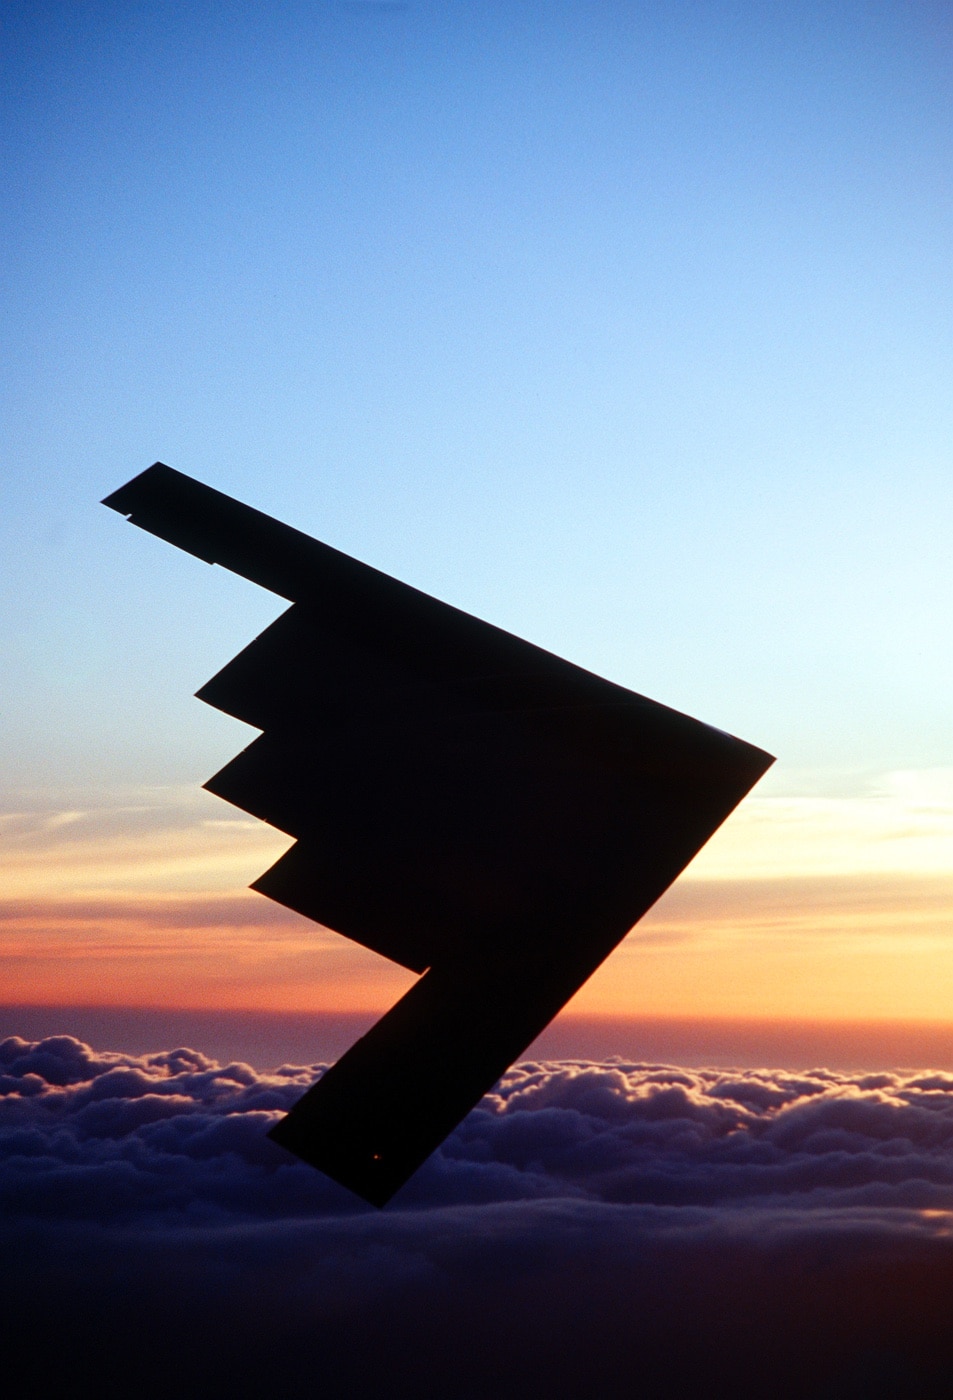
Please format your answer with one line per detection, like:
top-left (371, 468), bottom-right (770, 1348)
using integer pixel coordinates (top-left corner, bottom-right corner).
top-left (104, 463), bottom-right (773, 1205)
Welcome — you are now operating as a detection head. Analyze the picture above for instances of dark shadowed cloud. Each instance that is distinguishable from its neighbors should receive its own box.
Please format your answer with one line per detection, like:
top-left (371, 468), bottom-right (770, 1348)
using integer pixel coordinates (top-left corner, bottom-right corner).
top-left (5, 1036), bottom-right (953, 1397)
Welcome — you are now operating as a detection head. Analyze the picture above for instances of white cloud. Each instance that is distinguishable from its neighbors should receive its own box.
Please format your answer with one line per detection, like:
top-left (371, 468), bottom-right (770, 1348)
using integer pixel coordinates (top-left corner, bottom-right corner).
top-left (690, 767), bottom-right (953, 880)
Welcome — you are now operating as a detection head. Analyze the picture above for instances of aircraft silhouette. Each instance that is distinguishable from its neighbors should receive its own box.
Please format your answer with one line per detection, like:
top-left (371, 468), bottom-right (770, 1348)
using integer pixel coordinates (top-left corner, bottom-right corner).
top-left (104, 463), bottom-right (773, 1205)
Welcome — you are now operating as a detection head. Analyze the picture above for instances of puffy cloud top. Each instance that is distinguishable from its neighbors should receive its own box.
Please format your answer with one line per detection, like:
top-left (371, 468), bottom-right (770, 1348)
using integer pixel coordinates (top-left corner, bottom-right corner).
top-left (5, 1034), bottom-right (953, 1221)
top-left (6, 1036), bottom-right (953, 1398)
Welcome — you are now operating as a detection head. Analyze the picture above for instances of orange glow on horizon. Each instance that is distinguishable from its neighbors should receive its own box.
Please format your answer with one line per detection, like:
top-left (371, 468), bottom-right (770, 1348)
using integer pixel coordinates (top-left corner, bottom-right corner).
top-left (3, 775), bottom-right (953, 1022)
top-left (4, 872), bottom-right (953, 1021)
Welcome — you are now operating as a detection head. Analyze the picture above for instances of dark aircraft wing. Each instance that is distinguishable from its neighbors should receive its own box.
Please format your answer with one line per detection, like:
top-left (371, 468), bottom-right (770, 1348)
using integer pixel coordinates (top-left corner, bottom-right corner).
top-left (103, 462), bottom-right (773, 1205)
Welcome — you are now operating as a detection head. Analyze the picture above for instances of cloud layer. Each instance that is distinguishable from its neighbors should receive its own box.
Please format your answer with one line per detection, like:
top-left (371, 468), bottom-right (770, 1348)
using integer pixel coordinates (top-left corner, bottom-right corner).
top-left (6, 1036), bottom-right (953, 1397)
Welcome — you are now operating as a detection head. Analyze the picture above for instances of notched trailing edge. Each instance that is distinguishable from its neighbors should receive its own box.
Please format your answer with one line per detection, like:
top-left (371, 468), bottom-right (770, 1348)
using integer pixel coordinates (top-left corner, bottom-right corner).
top-left (104, 462), bottom-right (774, 1204)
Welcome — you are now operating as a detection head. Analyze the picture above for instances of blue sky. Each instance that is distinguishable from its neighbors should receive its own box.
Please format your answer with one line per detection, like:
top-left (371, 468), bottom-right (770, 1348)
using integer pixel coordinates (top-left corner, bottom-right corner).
top-left (3, 0), bottom-right (951, 793)
top-left (7, 18), bottom-right (953, 1378)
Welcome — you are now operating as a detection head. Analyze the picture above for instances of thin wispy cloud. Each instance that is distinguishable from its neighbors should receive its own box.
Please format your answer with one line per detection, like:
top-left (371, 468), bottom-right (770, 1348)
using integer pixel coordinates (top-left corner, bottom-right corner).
top-left (3, 779), bottom-right (953, 1017)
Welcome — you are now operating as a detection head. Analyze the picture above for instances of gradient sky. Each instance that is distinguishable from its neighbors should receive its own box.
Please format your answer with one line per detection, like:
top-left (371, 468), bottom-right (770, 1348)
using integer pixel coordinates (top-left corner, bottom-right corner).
top-left (3, 1), bottom-right (952, 1036)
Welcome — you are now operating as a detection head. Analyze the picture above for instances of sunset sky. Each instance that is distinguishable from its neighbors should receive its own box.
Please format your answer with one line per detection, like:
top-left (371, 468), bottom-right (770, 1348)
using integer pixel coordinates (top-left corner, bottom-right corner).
top-left (3, 0), bottom-right (952, 1055)
top-left (6, 7), bottom-right (953, 1394)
